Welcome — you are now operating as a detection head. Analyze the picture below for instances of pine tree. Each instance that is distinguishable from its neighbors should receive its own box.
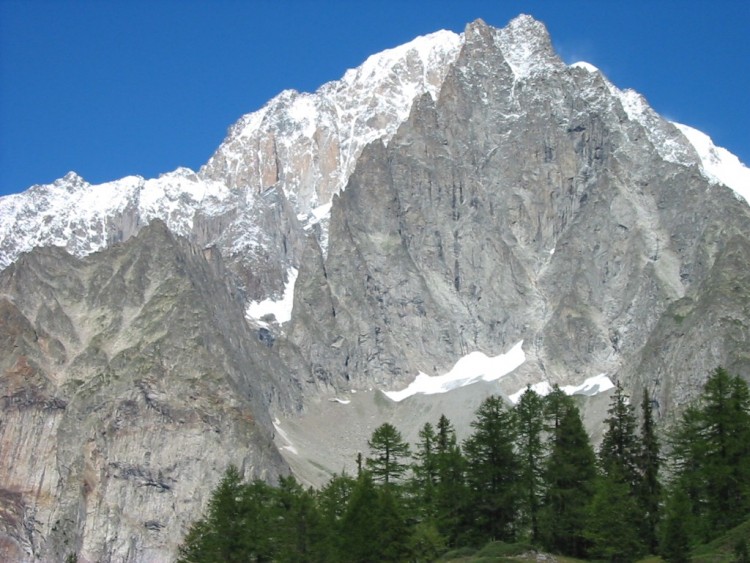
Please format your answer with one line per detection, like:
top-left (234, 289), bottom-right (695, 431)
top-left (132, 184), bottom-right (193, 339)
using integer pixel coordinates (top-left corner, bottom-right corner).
top-left (177, 465), bottom-right (247, 562)
top-left (340, 471), bottom-right (410, 562)
top-left (411, 422), bottom-right (439, 520)
top-left (700, 368), bottom-right (750, 533)
top-left (666, 368), bottom-right (750, 543)
top-left (514, 386), bottom-right (546, 543)
top-left (665, 404), bottom-right (707, 541)
top-left (273, 476), bottom-right (323, 563)
top-left (539, 399), bottom-right (596, 558)
top-left (238, 479), bottom-right (277, 561)
top-left (543, 384), bottom-right (570, 433)
top-left (592, 382), bottom-right (646, 559)
top-left (586, 470), bottom-right (645, 562)
top-left (340, 472), bottom-right (383, 561)
top-left (637, 388), bottom-right (661, 554)
top-left (177, 466), bottom-right (277, 563)
top-left (433, 414), bottom-right (467, 546)
top-left (316, 473), bottom-right (356, 560)
top-left (366, 422), bottom-right (411, 487)
top-left (463, 395), bottom-right (519, 543)
top-left (660, 485), bottom-right (692, 563)
top-left (599, 382), bottom-right (640, 488)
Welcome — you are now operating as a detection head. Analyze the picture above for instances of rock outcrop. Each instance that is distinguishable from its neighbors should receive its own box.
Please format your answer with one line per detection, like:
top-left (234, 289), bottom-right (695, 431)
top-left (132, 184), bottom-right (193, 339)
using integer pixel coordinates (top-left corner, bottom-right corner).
top-left (0, 222), bottom-right (293, 562)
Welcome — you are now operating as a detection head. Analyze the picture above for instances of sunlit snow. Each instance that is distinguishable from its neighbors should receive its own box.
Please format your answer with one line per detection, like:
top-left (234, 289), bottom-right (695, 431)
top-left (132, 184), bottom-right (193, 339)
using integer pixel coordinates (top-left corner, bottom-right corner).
top-left (673, 123), bottom-right (750, 205)
top-left (246, 268), bottom-right (298, 325)
top-left (273, 418), bottom-right (298, 455)
top-left (330, 398), bottom-right (351, 405)
top-left (570, 61), bottom-right (599, 73)
top-left (509, 373), bottom-right (615, 404)
top-left (508, 381), bottom-right (553, 404)
top-left (384, 341), bottom-right (525, 402)
top-left (562, 373), bottom-right (615, 396)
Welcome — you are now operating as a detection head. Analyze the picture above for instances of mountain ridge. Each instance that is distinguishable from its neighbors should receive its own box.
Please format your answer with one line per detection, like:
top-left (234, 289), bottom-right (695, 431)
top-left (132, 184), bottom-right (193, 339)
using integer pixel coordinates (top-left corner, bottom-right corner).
top-left (1, 14), bottom-right (749, 562)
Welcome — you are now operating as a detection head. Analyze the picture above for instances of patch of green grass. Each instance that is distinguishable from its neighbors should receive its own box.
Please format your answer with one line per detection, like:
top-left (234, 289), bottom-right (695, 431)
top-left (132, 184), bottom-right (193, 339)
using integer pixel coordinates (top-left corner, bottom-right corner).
top-left (690, 516), bottom-right (750, 562)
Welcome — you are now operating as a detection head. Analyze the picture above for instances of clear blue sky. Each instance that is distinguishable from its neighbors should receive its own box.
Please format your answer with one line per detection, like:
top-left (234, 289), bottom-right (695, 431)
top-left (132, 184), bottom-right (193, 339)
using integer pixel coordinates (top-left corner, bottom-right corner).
top-left (1, 0), bottom-right (748, 196)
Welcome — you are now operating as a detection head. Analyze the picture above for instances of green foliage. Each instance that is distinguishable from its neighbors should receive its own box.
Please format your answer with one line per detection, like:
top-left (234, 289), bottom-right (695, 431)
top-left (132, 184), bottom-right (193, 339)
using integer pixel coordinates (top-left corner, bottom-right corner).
top-left (586, 471), bottom-right (646, 562)
top-left (599, 382), bottom-right (640, 488)
top-left (473, 540), bottom-right (535, 558)
top-left (339, 471), bottom-right (411, 562)
top-left (689, 515), bottom-right (750, 562)
top-left (366, 422), bottom-right (411, 486)
top-left (660, 485), bottom-right (692, 563)
top-left (433, 414), bottom-right (468, 546)
top-left (436, 546), bottom-right (477, 561)
top-left (514, 387), bottom-right (546, 543)
top-left (463, 395), bottom-right (520, 543)
top-left (177, 464), bottom-right (253, 563)
top-left (637, 388), bottom-right (662, 554)
top-left (665, 368), bottom-right (750, 545)
top-left (589, 382), bottom-right (648, 559)
top-left (407, 521), bottom-right (447, 562)
top-left (176, 369), bottom-right (749, 563)
top-left (539, 396), bottom-right (596, 558)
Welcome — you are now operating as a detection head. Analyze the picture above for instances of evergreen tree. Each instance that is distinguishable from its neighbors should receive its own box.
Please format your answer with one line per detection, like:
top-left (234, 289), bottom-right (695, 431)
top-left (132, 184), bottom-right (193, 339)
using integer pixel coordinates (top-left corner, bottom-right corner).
top-left (366, 422), bottom-right (411, 487)
top-left (514, 386), bottom-right (546, 543)
top-left (316, 473), bottom-right (356, 560)
top-left (411, 422), bottom-right (439, 520)
top-left (238, 479), bottom-right (277, 561)
top-left (433, 414), bottom-right (467, 546)
top-left (339, 472), bottom-right (383, 561)
top-left (665, 404), bottom-right (707, 541)
top-left (177, 466), bottom-right (277, 563)
top-left (273, 476), bottom-right (323, 562)
top-left (599, 382), bottom-right (640, 488)
top-left (660, 484), bottom-right (692, 563)
top-left (591, 382), bottom-right (646, 558)
top-left (177, 465), bottom-right (247, 563)
top-left (543, 384), bottom-right (570, 433)
top-left (637, 388), bottom-right (661, 554)
top-left (666, 368), bottom-right (750, 543)
top-left (340, 471), bottom-right (410, 562)
top-left (586, 469), bottom-right (646, 562)
top-left (539, 398), bottom-right (596, 558)
top-left (700, 368), bottom-right (750, 533)
top-left (463, 395), bottom-right (519, 543)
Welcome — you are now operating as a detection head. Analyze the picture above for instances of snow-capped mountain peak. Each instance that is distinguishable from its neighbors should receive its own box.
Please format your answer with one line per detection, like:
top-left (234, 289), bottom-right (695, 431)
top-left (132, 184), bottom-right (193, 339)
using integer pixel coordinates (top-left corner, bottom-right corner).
top-left (198, 27), bottom-right (463, 216)
top-left (673, 122), bottom-right (750, 204)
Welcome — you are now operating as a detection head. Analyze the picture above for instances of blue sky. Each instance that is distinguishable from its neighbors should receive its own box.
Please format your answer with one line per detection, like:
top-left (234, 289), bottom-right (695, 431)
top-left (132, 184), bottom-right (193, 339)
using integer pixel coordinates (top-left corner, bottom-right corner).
top-left (1, 0), bottom-right (748, 197)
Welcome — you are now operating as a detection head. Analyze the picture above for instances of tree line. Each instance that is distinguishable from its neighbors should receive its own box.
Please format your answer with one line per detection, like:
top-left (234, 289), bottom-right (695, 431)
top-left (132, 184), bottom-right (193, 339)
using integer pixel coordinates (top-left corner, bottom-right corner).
top-left (177, 367), bottom-right (750, 562)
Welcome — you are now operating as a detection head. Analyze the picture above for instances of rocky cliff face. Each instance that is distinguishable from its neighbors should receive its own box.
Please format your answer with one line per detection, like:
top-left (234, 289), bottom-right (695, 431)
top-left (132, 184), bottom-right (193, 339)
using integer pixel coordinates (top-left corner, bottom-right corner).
top-left (0, 222), bottom-right (293, 562)
top-left (286, 17), bottom-right (750, 400)
top-left (1, 13), bottom-right (750, 562)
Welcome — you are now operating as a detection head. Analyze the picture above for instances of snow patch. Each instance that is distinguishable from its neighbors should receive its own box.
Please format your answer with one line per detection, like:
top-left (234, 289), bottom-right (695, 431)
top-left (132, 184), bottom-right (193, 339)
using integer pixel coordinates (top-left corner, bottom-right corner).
top-left (562, 373), bottom-right (615, 396)
top-left (509, 381), bottom-right (553, 404)
top-left (570, 61), bottom-right (599, 73)
top-left (509, 374), bottom-right (614, 404)
top-left (329, 398), bottom-right (351, 405)
top-left (673, 122), bottom-right (750, 204)
top-left (273, 418), bottom-right (298, 455)
top-left (246, 268), bottom-right (298, 325)
top-left (384, 341), bottom-right (525, 402)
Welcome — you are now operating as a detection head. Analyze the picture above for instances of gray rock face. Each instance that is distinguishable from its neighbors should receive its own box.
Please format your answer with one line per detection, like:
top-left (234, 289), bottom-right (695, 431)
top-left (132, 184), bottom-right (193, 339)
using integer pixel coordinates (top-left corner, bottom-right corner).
top-left (0, 221), bottom-right (294, 562)
top-left (1, 13), bottom-right (750, 563)
top-left (285, 18), bottom-right (750, 402)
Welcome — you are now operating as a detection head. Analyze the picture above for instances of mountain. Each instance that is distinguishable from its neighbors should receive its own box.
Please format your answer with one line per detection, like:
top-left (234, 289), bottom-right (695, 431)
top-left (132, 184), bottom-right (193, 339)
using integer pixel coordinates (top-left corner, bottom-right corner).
top-left (1, 14), bottom-right (749, 562)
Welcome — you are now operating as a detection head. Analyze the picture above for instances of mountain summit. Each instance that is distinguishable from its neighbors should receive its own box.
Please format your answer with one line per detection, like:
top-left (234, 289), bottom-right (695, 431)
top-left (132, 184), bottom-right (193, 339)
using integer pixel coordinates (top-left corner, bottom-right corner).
top-left (1, 15), bottom-right (749, 562)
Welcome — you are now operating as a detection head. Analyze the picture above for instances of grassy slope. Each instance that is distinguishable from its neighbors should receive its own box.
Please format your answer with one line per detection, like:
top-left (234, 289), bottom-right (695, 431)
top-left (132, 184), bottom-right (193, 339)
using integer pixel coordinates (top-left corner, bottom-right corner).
top-left (437, 516), bottom-right (750, 561)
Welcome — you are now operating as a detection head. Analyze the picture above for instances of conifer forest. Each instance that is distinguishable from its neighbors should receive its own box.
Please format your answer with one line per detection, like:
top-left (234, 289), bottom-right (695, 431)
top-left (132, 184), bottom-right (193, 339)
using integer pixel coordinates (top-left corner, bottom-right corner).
top-left (177, 368), bottom-right (750, 562)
